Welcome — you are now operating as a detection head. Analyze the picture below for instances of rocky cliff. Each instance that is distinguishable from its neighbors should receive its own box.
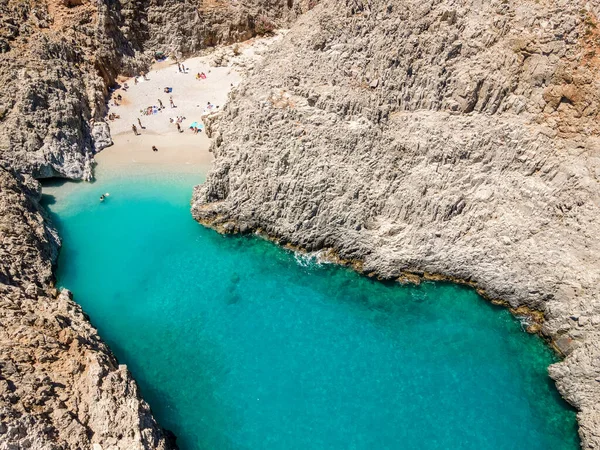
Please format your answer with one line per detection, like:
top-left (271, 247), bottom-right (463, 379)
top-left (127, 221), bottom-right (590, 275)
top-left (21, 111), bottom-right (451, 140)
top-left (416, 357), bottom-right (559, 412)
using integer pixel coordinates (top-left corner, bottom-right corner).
top-left (192, 0), bottom-right (600, 447)
top-left (0, 167), bottom-right (176, 449)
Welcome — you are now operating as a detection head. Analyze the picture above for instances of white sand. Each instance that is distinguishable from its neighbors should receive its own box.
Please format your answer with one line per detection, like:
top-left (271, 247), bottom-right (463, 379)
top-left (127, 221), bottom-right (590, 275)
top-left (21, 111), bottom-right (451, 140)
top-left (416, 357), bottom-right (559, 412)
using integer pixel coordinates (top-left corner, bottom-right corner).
top-left (95, 55), bottom-right (241, 173)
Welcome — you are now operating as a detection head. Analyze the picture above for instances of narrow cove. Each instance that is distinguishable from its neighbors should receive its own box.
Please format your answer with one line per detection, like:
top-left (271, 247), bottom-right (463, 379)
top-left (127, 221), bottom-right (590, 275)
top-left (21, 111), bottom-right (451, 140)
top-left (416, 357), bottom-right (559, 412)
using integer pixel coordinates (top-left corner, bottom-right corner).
top-left (41, 166), bottom-right (580, 450)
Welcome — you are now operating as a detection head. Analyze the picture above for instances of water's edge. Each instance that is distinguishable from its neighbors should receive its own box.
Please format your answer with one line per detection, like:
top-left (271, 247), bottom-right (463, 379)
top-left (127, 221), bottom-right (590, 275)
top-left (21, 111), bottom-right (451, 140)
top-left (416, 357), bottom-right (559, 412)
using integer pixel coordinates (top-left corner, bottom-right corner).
top-left (194, 213), bottom-right (585, 443)
top-left (42, 170), bottom-right (580, 449)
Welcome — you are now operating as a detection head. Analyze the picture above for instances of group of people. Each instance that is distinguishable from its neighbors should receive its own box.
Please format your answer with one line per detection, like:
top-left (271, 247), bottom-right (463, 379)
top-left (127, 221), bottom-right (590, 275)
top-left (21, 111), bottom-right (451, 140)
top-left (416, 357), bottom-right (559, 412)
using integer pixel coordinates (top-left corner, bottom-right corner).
top-left (131, 118), bottom-right (145, 136)
top-left (141, 106), bottom-right (159, 116)
top-left (111, 93), bottom-right (123, 107)
top-left (170, 116), bottom-right (186, 124)
top-left (140, 96), bottom-right (172, 116)
top-left (107, 61), bottom-right (213, 154)
top-left (203, 101), bottom-right (220, 115)
top-left (133, 73), bottom-right (149, 85)
top-left (169, 115), bottom-right (186, 133)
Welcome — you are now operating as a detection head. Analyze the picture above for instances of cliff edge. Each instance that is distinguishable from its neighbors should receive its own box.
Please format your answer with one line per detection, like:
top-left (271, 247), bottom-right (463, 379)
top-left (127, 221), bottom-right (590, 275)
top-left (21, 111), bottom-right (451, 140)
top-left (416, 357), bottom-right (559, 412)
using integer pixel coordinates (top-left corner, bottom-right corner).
top-left (192, 0), bottom-right (600, 446)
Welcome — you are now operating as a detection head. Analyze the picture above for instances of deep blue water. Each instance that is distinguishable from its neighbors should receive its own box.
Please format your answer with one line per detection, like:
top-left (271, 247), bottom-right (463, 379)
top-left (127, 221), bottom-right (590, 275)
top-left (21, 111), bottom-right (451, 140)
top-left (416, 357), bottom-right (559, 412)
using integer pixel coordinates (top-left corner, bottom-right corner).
top-left (42, 169), bottom-right (579, 450)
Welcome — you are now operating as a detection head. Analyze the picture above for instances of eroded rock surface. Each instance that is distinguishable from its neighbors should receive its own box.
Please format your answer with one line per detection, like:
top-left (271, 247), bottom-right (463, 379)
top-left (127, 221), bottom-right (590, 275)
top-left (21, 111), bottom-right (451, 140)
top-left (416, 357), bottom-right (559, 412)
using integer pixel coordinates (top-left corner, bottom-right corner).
top-left (192, 0), bottom-right (600, 446)
top-left (0, 0), bottom-right (144, 179)
top-left (0, 167), bottom-right (175, 449)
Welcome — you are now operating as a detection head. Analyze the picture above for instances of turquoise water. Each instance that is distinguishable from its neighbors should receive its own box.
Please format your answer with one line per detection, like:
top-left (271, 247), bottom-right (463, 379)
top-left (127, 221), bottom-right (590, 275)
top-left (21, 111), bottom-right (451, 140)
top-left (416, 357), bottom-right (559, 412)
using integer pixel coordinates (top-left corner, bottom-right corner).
top-left (42, 169), bottom-right (579, 450)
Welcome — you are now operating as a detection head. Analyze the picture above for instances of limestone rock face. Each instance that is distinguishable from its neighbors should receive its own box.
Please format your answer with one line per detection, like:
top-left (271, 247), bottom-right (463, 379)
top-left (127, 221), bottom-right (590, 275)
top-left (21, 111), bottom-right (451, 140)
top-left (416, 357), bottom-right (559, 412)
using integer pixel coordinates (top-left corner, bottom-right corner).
top-left (137, 0), bottom-right (313, 57)
top-left (0, 167), bottom-right (176, 450)
top-left (0, 0), bottom-right (147, 180)
top-left (192, 0), bottom-right (600, 446)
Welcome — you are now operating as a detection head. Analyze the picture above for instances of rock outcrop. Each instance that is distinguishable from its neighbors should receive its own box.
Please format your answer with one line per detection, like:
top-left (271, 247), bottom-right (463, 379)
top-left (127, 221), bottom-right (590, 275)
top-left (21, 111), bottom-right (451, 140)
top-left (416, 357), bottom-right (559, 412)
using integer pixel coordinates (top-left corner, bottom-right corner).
top-left (0, 0), bottom-right (146, 179)
top-left (0, 166), bottom-right (175, 449)
top-left (136, 0), bottom-right (312, 56)
top-left (192, 0), bottom-right (600, 447)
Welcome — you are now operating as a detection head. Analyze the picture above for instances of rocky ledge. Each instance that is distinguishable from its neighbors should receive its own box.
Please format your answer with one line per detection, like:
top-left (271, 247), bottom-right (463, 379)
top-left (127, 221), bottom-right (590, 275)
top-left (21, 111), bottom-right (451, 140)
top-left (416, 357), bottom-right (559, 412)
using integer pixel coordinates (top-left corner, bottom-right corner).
top-left (193, 0), bottom-right (600, 447)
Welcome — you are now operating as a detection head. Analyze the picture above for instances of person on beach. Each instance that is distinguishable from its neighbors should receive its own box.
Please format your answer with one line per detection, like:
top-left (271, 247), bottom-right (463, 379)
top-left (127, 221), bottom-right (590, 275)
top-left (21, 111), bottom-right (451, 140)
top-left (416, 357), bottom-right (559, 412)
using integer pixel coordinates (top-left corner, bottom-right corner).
top-left (158, 99), bottom-right (164, 109)
top-left (132, 124), bottom-right (139, 135)
top-left (134, 77), bottom-right (138, 85)
top-left (117, 94), bottom-right (122, 102)
top-left (178, 63), bottom-right (182, 72)
top-left (170, 96), bottom-right (175, 108)
top-left (176, 122), bottom-right (182, 133)
top-left (138, 118), bottom-right (144, 129)
top-left (152, 146), bottom-right (158, 152)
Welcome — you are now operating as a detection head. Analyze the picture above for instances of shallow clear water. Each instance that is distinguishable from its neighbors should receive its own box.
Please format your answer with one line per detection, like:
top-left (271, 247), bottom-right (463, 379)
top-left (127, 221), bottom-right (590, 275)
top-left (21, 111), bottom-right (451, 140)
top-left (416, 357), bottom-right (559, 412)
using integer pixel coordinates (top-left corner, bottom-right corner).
top-left (42, 168), bottom-right (579, 450)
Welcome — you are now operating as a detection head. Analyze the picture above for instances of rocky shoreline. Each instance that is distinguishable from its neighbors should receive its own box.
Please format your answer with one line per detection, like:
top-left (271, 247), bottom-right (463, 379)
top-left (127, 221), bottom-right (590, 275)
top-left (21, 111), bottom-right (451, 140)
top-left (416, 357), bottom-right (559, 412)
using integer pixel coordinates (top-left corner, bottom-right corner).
top-left (0, 0), bottom-right (311, 180)
top-left (192, 0), bottom-right (600, 447)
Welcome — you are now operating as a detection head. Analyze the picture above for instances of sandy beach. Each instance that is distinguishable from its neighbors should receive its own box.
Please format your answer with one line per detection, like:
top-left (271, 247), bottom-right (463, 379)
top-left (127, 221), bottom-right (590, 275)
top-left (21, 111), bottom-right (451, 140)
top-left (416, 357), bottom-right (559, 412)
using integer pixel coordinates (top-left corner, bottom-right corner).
top-left (92, 33), bottom-right (285, 175)
top-left (95, 55), bottom-right (241, 173)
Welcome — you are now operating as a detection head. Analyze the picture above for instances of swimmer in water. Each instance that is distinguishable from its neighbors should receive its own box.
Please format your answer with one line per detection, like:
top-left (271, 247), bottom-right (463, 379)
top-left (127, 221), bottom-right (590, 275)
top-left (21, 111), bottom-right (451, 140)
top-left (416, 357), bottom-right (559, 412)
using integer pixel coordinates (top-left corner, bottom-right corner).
top-left (100, 195), bottom-right (105, 202)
